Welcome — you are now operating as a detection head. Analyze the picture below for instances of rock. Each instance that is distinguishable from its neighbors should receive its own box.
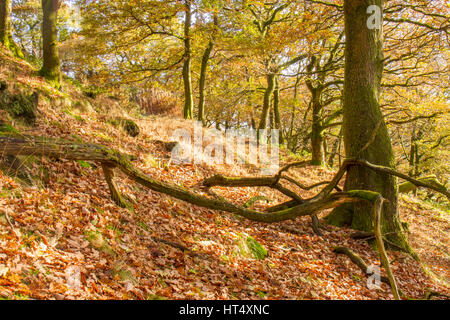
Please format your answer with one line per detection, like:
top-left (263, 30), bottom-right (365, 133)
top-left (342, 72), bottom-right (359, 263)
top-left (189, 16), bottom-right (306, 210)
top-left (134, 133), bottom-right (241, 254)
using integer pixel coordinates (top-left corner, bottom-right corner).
top-left (236, 233), bottom-right (268, 260)
top-left (2, 91), bottom-right (38, 124)
top-left (107, 117), bottom-right (140, 137)
top-left (123, 119), bottom-right (140, 137)
top-left (151, 139), bottom-right (179, 152)
top-left (84, 230), bottom-right (105, 249)
top-left (54, 293), bottom-right (65, 300)
top-left (73, 100), bottom-right (94, 113)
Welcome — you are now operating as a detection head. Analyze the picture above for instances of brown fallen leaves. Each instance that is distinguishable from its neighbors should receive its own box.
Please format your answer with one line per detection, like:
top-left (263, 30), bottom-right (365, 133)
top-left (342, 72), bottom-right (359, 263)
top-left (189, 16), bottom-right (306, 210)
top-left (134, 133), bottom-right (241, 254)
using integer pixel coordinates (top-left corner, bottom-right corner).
top-left (0, 82), bottom-right (449, 299)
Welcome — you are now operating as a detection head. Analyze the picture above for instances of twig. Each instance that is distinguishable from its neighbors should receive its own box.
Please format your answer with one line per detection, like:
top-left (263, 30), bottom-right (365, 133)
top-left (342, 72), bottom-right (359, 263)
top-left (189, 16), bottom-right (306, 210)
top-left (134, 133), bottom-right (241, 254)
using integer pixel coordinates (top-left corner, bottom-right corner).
top-left (3, 210), bottom-right (19, 239)
top-left (151, 236), bottom-right (209, 259)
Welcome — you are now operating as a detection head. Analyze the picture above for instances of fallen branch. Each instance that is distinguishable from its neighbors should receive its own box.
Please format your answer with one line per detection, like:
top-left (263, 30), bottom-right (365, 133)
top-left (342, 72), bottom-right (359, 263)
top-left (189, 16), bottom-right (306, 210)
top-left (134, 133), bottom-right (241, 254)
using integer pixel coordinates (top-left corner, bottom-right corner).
top-left (333, 194), bottom-right (401, 299)
top-left (151, 236), bottom-right (208, 259)
top-left (398, 175), bottom-right (447, 194)
top-left (344, 159), bottom-right (450, 199)
top-left (2, 134), bottom-right (447, 299)
top-left (0, 134), bottom-right (362, 223)
top-left (2, 209), bottom-right (19, 239)
top-left (2, 134), bottom-right (448, 230)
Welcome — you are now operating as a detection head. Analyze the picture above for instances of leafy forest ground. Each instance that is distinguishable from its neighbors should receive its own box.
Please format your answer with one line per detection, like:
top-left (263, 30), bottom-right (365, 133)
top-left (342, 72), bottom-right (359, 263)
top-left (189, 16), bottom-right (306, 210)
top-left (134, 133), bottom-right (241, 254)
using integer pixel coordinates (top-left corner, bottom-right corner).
top-left (0, 46), bottom-right (449, 300)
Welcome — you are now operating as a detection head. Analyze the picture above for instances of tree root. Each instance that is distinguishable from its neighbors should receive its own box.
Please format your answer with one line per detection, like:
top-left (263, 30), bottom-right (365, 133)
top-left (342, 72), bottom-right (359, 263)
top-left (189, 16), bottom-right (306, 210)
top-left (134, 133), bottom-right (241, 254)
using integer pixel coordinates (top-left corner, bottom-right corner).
top-left (332, 246), bottom-right (390, 285)
top-left (373, 195), bottom-right (400, 300)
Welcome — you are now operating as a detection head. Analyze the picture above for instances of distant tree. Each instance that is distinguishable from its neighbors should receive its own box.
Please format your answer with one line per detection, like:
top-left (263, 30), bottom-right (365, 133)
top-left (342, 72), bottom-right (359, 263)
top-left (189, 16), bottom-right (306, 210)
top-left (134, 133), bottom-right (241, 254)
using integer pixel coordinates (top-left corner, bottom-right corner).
top-left (182, 0), bottom-right (194, 119)
top-left (197, 11), bottom-right (218, 125)
top-left (40, 0), bottom-right (61, 88)
top-left (0, 0), bottom-right (12, 46)
top-left (0, 0), bottom-right (23, 57)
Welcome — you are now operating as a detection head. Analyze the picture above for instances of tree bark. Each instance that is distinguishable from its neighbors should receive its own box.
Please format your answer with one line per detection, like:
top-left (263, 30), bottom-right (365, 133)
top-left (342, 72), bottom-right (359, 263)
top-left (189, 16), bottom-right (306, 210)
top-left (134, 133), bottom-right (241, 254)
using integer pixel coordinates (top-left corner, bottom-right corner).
top-left (182, 0), bottom-right (194, 119)
top-left (310, 92), bottom-right (324, 165)
top-left (197, 41), bottom-right (213, 125)
top-left (326, 0), bottom-right (410, 251)
top-left (40, 0), bottom-right (61, 88)
top-left (258, 73), bottom-right (276, 133)
top-left (273, 76), bottom-right (284, 144)
top-left (328, 127), bottom-right (343, 168)
top-left (0, 0), bottom-right (11, 47)
top-left (0, 0), bottom-right (21, 57)
top-left (305, 56), bottom-right (325, 165)
top-left (197, 14), bottom-right (217, 125)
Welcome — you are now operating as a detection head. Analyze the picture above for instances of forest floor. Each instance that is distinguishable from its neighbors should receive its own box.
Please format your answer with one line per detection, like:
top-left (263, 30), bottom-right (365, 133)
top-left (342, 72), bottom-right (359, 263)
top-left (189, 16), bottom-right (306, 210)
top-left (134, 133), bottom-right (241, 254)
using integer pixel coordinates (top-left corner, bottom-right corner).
top-left (0, 47), bottom-right (449, 300)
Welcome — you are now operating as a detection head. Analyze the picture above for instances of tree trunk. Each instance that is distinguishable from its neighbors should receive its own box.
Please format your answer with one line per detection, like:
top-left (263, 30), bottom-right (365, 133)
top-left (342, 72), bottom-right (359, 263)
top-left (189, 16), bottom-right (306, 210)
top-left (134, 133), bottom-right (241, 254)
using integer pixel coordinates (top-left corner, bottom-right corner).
top-left (197, 41), bottom-right (213, 124)
top-left (273, 76), bottom-right (284, 144)
top-left (311, 92), bottom-right (324, 165)
top-left (197, 14), bottom-right (217, 125)
top-left (326, 0), bottom-right (410, 251)
top-left (409, 125), bottom-right (416, 176)
top-left (182, 0), bottom-right (194, 120)
top-left (0, 0), bottom-right (22, 57)
top-left (258, 73), bottom-right (276, 133)
top-left (328, 127), bottom-right (343, 168)
top-left (41, 0), bottom-right (60, 81)
top-left (306, 56), bottom-right (325, 165)
top-left (40, 0), bottom-right (61, 88)
top-left (0, 0), bottom-right (11, 47)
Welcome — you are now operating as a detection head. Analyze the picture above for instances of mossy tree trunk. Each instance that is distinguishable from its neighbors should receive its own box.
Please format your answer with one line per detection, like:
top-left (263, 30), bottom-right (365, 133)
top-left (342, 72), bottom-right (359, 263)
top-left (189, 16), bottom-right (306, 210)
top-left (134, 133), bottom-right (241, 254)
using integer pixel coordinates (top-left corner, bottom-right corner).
top-left (328, 127), bottom-right (343, 167)
top-left (326, 0), bottom-right (410, 251)
top-left (409, 125), bottom-right (417, 177)
top-left (0, 0), bottom-right (11, 47)
top-left (310, 90), bottom-right (325, 165)
top-left (258, 73), bottom-right (276, 132)
top-left (197, 41), bottom-right (213, 125)
top-left (40, 0), bottom-right (61, 88)
top-left (197, 13), bottom-right (217, 126)
top-left (305, 56), bottom-right (325, 166)
top-left (0, 0), bottom-right (22, 57)
top-left (182, 0), bottom-right (194, 120)
top-left (273, 76), bottom-right (284, 144)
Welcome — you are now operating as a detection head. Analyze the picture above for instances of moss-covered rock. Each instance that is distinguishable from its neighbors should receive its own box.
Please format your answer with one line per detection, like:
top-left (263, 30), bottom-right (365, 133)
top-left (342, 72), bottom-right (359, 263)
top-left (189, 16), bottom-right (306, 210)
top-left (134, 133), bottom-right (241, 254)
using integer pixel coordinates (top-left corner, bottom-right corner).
top-left (236, 234), bottom-right (268, 260)
top-left (82, 85), bottom-right (103, 99)
top-left (1, 91), bottom-right (38, 124)
top-left (107, 117), bottom-right (140, 137)
top-left (72, 100), bottom-right (94, 113)
top-left (123, 119), bottom-right (140, 137)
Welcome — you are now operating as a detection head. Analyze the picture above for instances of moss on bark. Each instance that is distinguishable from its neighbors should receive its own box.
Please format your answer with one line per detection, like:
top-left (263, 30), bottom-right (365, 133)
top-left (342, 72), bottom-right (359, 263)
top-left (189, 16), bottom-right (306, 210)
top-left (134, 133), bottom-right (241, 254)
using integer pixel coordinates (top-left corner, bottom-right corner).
top-left (327, 0), bottom-right (411, 253)
top-left (40, 0), bottom-right (61, 89)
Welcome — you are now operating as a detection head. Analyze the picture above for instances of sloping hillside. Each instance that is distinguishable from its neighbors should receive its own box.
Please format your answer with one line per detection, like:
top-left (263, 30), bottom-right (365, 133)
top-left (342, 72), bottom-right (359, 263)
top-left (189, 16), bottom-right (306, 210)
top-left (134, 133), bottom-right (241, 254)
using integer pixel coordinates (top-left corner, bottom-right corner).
top-left (0, 47), bottom-right (448, 300)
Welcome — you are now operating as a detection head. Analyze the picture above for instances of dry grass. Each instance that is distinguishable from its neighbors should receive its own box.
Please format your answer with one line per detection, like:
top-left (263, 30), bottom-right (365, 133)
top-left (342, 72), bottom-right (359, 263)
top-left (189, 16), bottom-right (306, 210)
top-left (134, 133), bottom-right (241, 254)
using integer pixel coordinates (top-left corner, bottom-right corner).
top-left (132, 87), bottom-right (181, 117)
